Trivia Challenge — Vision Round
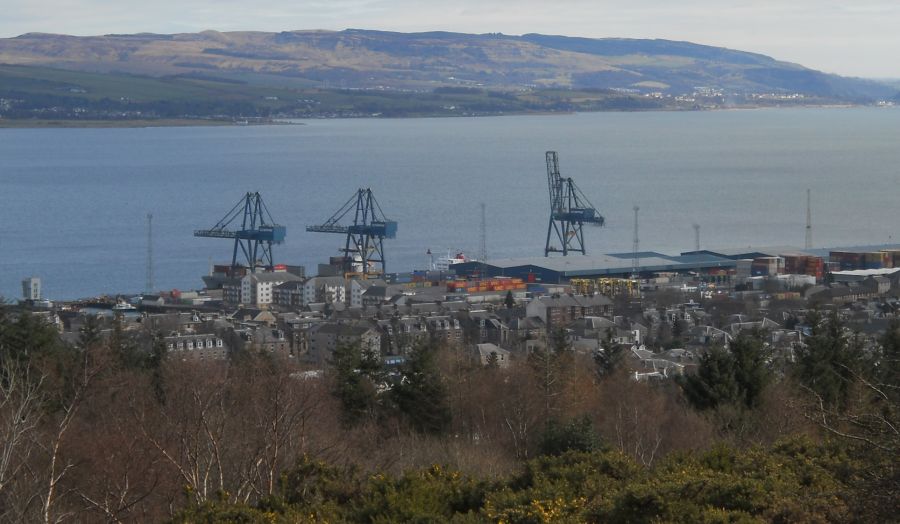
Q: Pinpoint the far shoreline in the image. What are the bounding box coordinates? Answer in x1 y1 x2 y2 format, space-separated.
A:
0 118 301 129
0 104 890 129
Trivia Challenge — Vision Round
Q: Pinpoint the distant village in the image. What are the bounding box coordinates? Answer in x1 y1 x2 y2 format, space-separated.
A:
14 243 900 382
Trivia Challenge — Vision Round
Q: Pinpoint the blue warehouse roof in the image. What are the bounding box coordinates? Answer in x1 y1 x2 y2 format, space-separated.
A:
453 252 736 282
452 243 900 284
682 243 900 260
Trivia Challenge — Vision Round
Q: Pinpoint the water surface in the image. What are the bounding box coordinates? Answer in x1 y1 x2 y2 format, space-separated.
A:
1 107 897 299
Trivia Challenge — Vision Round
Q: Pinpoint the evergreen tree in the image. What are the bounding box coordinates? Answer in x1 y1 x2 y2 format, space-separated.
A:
1 311 65 359
77 314 103 352
331 342 381 427
795 311 864 410
392 341 450 434
148 332 168 404
877 319 900 398
504 290 515 309
728 331 772 409
538 416 601 456
594 328 625 378
671 317 685 347
681 346 740 411
109 315 143 368
530 328 574 421
681 332 771 411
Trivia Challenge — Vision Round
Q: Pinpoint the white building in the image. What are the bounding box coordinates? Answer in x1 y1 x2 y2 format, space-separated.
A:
348 278 385 309
164 333 227 360
241 272 302 307
22 277 41 301
303 276 347 306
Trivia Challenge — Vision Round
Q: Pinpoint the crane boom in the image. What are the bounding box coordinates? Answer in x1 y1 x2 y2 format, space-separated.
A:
544 151 604 256
306 188 397 278
194 192 285 273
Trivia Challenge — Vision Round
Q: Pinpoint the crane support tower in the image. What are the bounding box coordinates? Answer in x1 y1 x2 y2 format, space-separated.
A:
307 188 397 278
544 151 605 256
194 192 286 273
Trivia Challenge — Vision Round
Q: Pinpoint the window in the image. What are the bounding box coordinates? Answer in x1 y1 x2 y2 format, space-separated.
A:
216 339 223 347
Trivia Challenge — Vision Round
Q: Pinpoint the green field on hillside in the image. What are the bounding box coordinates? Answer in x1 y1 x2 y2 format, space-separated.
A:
0 64 681 122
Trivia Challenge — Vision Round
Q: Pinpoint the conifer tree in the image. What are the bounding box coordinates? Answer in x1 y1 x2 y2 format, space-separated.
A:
392 341 450 434
877 319 900 398
594 327 625 378
795 311 864 410
331 342 381 427
681 345 740 411
77 315 103 352
681 331 771 411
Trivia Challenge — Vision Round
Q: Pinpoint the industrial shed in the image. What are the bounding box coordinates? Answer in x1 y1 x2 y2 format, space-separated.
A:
451 251 736 283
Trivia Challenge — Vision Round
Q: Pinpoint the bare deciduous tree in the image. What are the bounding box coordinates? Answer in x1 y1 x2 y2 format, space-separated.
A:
0 354 45 521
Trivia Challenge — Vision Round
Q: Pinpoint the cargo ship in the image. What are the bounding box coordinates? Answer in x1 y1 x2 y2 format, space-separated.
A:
202 264 249 290
428 249 475 272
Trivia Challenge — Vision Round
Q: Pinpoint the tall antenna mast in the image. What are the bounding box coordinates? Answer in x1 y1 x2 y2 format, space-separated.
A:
632 205 640 277
805 189 812 249
146 213 154 294
479 202 487 263
693 223 701 251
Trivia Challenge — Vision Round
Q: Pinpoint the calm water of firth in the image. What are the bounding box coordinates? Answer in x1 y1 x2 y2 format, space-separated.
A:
1 107 898 300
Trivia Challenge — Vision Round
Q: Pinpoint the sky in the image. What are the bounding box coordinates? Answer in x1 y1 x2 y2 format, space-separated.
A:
2 0 898 78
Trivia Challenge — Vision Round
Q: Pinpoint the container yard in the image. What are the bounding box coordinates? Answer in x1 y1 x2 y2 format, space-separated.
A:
448 244 900 288
569 277 640 297
446 277 527 294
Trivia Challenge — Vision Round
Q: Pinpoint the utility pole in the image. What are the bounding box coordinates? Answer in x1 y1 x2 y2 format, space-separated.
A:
145 213 154 294
693 223 701 251
805 189 812 249
479 202 487 263
632 205 640 277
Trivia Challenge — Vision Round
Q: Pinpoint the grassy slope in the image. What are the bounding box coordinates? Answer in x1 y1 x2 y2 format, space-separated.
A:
2 30 894 99
0 64 211 101
0 63 674 123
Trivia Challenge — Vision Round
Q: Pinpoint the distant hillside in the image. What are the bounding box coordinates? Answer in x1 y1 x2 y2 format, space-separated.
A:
1 29 895 101
0 63 672 122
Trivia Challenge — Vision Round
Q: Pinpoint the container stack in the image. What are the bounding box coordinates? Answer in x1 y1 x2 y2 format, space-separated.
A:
446 277 526 293
830 251 863 270
830 251 893 270
783 255 825 280
751 256 784 276
881 249 900 268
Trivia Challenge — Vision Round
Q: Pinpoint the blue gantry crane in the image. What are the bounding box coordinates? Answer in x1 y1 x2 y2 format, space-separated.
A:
306 188 397 278
544 151 605 256
194 192 286 273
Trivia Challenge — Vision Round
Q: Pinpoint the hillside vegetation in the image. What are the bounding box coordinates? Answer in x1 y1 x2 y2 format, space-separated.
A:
0 29 896 122
0 308 898 522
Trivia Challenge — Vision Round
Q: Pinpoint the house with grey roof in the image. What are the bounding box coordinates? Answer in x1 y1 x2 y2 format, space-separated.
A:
473 343 511 368
507 316 547 348
466 310 511 346
525 294 613 330
425 315 463 345
377 316 429 355
307 322 381 365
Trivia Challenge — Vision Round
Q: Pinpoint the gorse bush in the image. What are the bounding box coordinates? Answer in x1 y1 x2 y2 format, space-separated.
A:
175 437 857 523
